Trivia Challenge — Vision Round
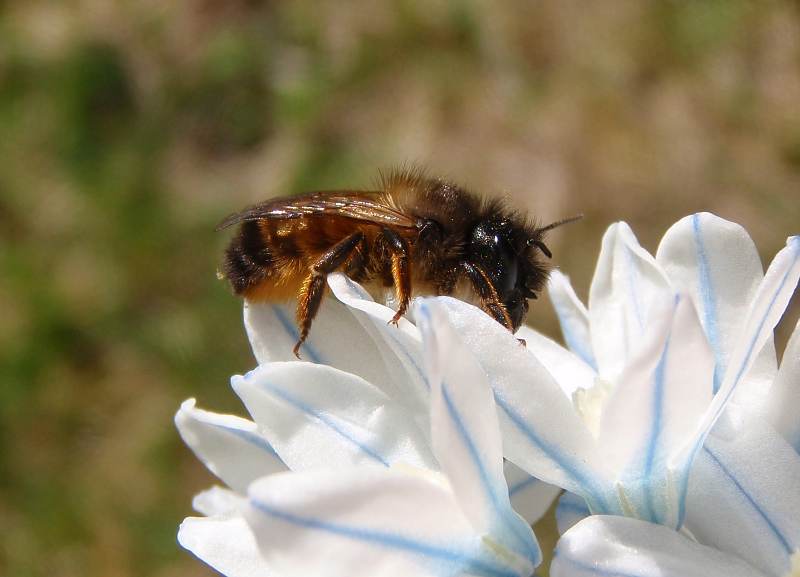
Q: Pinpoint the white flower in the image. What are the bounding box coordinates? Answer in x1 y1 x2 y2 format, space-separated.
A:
175 211 799 577
552 515 769 577
497 214 800 529
546 214 800 577
175 277 556 576
174 356 441 576
174 401 283 577
549 213 800 450
763 317 800 453
241 300 539 577
551 396 800 577
550 404 800 577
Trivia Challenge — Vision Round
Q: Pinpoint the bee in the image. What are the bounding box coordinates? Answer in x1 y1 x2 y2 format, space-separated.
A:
218 169 579 357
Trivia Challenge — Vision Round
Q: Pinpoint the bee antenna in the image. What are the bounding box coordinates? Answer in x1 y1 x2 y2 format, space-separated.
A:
527 214 583 258
528 239 552 258
537 213 584 233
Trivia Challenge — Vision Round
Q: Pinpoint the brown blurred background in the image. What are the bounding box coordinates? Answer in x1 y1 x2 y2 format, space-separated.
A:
1 1 798 576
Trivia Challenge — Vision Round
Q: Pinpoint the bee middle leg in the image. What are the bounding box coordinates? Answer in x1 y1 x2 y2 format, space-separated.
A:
380 226 411 325
460 261 514 332
294 231 366 358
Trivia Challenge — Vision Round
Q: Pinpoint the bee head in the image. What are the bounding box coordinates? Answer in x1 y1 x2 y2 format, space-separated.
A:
469 217 551 330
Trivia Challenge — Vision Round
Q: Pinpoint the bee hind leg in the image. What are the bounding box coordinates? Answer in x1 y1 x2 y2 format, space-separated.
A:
380 226 411 325
294 231 366 358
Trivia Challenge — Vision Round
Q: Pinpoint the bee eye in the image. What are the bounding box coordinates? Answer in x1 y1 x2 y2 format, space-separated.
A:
470 220 518 297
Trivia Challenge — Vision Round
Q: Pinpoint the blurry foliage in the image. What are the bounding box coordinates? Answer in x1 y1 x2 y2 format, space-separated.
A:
0 1 798 576
182 31 273 153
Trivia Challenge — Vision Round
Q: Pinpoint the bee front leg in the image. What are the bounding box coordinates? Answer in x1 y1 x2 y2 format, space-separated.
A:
294 231 365 358
459 261 514 332
380 226 411 325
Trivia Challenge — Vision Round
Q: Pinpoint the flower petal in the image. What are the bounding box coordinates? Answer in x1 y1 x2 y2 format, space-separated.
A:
327 273 429 422
515 325 596 399
428 297 610 515
685 413 800 577
418 300 540 566
588 222 673 380
656 213 774 394
598 294 714 527
232 362 436 471
192 485 245 516
764 319 800 451
551 515 764 577
175 399 286 493
698 236 800 436
245 467 534 577
243 298 398 396
555 492 590 536
547 270 597 371
178 513 268 577
504 461 562 525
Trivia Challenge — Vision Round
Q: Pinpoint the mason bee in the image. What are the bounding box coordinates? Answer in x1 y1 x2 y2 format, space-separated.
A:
218 169 579 357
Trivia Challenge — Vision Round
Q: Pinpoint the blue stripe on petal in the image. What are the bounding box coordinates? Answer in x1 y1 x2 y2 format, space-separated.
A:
719 238 800 413
373 323 426 388
790 433 800 455
675 457 693 529
418 300 609 515
624 244 646 332
387 332 427 387
440 383 540 566
555 492 591 535
255 378 390 467
557 494 590 516
641 317 672 524
272 306 324 364
692 214 723 393
492 394 612 513
508 475 539 498
340 277 428 388
214 423 280 459
703 445 792 555
551 299 598 371
251 499 523 577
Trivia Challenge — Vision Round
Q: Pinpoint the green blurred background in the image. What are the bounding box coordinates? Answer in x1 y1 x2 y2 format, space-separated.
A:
1 1 799 575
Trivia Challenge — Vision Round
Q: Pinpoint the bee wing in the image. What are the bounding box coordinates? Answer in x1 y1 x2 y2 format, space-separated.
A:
216 191 418 230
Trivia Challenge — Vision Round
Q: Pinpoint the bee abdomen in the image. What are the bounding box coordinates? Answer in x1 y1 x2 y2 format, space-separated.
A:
223 221 275 294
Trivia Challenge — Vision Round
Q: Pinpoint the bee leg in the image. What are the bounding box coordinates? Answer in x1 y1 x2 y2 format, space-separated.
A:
294 231 366 358
381 227 411 325
460 261 514 331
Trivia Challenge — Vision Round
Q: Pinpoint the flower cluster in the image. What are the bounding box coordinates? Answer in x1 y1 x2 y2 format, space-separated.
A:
176 213 800 577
